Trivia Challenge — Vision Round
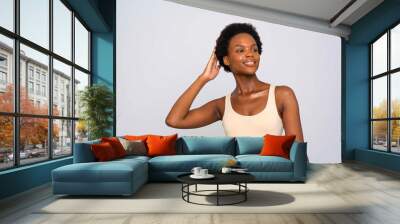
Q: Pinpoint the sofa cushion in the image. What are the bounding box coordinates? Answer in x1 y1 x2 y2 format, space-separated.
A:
147 134 178 157
235 137 263 155
118 138 147 156
115 155 150 163
101 137 127 158
52 159 147 183
177 136 236 155
236 155 293 172
260 134 296 159
91 142 118 161
148 154 235 172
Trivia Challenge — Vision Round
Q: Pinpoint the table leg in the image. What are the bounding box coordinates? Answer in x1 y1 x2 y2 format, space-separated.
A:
245 183 247 201
217 184 219 206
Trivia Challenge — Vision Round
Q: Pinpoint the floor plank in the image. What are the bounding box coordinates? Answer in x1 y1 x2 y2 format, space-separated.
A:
1 162 400 224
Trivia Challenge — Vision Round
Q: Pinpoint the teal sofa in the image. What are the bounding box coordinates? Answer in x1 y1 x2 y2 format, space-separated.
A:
52 136 307 196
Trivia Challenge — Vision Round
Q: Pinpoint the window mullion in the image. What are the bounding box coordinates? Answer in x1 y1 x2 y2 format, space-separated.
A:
71 11 76 155
370 45 373 149
49 0 54 160
388 30 391 152
13 0 20 167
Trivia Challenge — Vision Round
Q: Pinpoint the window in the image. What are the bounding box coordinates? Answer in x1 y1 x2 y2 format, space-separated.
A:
0 0 91 170
0 55 7 67
41 73 46 82
35 83 40 95
35 70 40 81
75 18 89 69
0 35 13 113
0 71 6 85
28 81 34 94
53 0 72 60
0 0 13 32
0 54 7 86
371 23 400 154
53 59 71 116
20 0 49 49
42 85 46 97
28 67 34 80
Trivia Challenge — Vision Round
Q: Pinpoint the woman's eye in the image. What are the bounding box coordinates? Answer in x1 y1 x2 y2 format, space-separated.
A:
253 48 258 52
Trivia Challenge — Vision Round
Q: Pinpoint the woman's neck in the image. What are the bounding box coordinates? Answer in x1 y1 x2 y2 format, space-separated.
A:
232 73 267 96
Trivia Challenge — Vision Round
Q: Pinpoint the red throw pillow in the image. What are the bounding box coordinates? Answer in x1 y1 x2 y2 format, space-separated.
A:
259 134 296 159
101 137 127 158
91 142 117 161
146 134 178 157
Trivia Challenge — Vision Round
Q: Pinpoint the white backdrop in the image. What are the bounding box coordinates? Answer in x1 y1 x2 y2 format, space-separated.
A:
116 0 341 163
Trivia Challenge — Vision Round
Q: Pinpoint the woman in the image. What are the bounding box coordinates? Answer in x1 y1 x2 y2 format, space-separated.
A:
165 23 304 142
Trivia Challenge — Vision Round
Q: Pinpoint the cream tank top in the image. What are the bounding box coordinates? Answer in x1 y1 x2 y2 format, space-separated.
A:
222 85 283 137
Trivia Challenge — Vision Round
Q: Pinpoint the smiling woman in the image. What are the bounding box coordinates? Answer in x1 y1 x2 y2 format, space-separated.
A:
165 23 304 142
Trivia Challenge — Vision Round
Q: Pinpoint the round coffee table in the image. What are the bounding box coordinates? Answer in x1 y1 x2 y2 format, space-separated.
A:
177 172 255 206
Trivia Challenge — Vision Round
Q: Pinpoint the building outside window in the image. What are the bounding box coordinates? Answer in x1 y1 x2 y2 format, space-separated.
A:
0 0 91 171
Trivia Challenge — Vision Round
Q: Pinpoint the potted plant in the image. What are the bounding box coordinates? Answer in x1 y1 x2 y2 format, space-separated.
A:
79 84 114 140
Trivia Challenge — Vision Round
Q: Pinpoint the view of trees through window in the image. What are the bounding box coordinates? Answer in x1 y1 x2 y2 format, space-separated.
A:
0 0 90 170
371 23 400 153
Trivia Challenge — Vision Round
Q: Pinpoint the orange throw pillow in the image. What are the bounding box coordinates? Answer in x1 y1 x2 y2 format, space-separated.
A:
101 137 127 158
91 142 117 161
146 134 178 157
124 135 149 141
259 134 296 159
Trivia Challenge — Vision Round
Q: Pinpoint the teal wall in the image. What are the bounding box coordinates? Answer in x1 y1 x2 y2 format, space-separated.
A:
344 0 400 171
0 0 116 200
91 0 115 135
0 158 72 199
91 32 115 135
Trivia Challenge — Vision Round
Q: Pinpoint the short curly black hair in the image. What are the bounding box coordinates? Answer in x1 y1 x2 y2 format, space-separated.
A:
215 23 263 73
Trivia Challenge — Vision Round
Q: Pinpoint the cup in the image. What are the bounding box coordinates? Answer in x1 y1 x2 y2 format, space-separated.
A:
221 167 231 173
199 169 208 176
191 167 202 176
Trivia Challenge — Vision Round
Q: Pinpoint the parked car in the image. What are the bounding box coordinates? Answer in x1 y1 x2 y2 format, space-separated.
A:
8 150 32 160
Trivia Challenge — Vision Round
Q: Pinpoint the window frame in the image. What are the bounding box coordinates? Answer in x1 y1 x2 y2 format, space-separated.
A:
370 20 400 154
0 0 92 171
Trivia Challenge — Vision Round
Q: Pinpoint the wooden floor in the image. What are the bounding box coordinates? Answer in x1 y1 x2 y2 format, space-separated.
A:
1 162 400 224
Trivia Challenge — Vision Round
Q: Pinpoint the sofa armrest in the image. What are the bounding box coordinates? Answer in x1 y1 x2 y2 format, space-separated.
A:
289 141 308 181
73 140 100 163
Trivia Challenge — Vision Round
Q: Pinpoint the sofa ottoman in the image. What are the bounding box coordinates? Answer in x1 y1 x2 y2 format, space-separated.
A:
52 154 149 196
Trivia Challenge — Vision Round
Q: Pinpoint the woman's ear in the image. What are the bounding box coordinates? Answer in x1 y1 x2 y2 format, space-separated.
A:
223 56 230 66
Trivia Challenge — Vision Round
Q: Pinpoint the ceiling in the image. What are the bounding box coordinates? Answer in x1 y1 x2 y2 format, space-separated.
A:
166 0 384 39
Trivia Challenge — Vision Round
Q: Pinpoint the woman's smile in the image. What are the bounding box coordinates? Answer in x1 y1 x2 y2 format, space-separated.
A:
243 59 256 67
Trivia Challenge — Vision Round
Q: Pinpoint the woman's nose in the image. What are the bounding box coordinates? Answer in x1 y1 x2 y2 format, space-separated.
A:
245 49 254 57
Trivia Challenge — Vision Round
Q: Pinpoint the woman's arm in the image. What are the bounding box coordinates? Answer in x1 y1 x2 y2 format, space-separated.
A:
165 49 222 129
277 86 304 142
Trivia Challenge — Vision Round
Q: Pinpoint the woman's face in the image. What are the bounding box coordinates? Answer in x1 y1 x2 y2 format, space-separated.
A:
223 33 260 76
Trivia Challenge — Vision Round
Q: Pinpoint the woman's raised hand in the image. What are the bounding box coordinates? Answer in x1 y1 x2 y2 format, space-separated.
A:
200 48 221 82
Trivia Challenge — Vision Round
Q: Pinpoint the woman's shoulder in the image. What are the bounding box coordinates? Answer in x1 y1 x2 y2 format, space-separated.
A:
275 85 297 109
275 85 296 97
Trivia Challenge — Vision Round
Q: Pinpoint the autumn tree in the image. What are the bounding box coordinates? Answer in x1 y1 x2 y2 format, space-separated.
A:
0 84 60 151
372 99 400 143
